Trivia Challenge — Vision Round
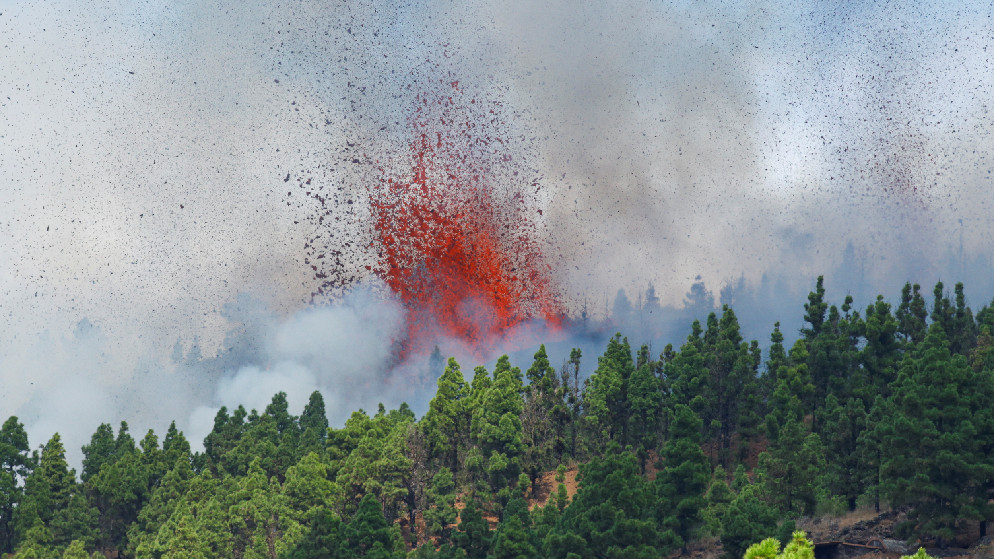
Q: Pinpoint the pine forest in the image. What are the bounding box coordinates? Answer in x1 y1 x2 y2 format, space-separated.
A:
2 277 993 559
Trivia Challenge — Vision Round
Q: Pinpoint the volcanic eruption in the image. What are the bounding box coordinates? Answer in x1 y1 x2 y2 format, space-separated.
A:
302 76 566 358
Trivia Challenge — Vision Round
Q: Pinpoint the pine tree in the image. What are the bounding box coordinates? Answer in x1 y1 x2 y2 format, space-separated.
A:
817 395 868 511
424 468 457 542
470 356 525 495
299 391 329 459
14 434 87 548
856 395 888 514
422 358 469 475
157 512 210 559
452 499 491 559
719 484 780 559
13 520 58 559
663 324 711 442
949 282 977 355
765 340 813 442
114 422 135 456
755 419 826 516
546 446 676 558
896 282 928 345
801 276 828 340
581 334 632 450
702 465 734 537
344 493 403 558
0 416 31 554
656 405 710 550
125 456 193 557
709 306 752 463
80 425 115 483
880 323 994 545
283 508 345 559
87 446 149 551
626 347 663 457
521 346 558 488
60 539 90 559
742 530 815 559
491 497 535 559
162 421 192 471
858 296 901 402
336 412 413 522
282 452 341 525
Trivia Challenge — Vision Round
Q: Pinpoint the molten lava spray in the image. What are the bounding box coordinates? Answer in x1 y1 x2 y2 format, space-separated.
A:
301 77 566 357
367 81 564 355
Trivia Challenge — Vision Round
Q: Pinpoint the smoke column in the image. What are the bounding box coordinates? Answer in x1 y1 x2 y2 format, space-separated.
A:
2 0 994 464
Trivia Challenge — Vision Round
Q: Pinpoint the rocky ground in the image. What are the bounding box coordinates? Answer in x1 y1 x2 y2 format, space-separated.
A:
674 508 994 559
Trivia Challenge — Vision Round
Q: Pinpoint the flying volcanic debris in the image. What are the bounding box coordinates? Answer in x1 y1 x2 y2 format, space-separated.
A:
298 71 566 358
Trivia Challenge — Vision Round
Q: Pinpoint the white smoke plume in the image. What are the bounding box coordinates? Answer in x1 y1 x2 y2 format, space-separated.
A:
2 283 420 467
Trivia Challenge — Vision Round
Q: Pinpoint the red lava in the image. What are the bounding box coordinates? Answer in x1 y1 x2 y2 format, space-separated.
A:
366 81 564 357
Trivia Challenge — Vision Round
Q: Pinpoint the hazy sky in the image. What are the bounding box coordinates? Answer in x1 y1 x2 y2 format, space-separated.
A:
2 0 993 461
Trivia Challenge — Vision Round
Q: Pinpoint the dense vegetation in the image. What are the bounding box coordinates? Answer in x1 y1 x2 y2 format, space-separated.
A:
3 277 994 558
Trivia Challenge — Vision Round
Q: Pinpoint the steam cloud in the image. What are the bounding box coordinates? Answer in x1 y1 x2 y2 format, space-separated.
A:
2 1 994 463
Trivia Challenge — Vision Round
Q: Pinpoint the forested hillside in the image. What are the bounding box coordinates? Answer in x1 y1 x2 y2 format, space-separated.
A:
3 277 994 559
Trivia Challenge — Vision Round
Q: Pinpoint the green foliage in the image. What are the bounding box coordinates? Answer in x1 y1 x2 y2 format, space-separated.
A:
282 452 342 524
896 282 929 344
581 334 633 449
626 349 663 454
80 424 115 483
422 358 469 475
409 542 465 558
299 391 329 458
765 340 813 441
664 329 709 439
702 465 734 537
126 455 194 556
743 537 781 559
59 540 90 559
336 409 413 522
87 443 150 551
424 467 457 541
656 405 710 548
470 355 525 493
452 499 491 559
817 395 867 510
900 549 936 559
521 345 561 488
491 497 535 559
283 508 344 559
343 493 404 558
743 531 814 559
755 419 826 516
14 521 58 559
545 446 678 558
802 277 828 340
0 416 32 554
719 484 780 559
878 323 994 544
858 296 901 401
11 278 994 557
14 433 95 551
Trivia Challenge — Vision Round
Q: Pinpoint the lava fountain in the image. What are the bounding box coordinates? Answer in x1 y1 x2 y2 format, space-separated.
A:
303 76 566 358
368 80 565 356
